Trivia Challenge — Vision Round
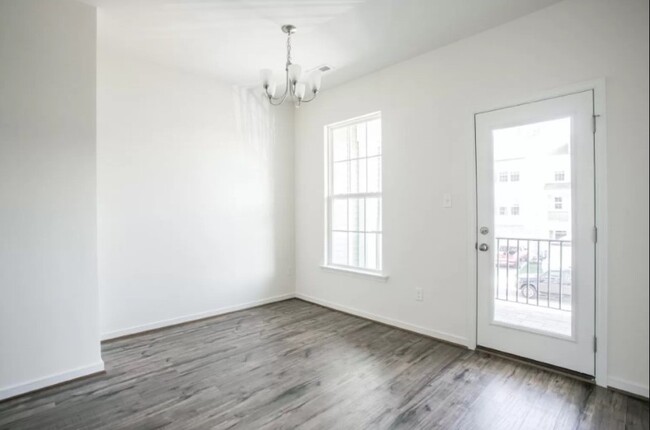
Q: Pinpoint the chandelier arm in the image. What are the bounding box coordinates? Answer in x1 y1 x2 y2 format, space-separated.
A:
299 91 319 103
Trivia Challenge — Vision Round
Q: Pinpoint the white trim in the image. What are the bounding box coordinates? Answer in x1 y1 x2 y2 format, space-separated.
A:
469 79 608 385
101 293 295 341
466 114 478 350
608 377 650 400
296 293 468 347
320 264 389 281
0 361 105 401
325 111 382 129
591 80 608 389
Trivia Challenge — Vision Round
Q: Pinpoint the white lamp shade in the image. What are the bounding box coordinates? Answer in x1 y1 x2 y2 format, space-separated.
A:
260 69 273 87
288 64 302 84
295 82 306 100
310 70 323 92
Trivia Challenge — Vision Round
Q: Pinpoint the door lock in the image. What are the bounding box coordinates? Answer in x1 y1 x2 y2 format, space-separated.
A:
478 243 489 252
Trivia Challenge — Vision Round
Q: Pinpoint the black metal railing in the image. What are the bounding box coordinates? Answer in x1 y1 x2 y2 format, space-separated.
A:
495 237 572 311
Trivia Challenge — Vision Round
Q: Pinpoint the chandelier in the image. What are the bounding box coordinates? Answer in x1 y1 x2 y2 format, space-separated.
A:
260 25 322 107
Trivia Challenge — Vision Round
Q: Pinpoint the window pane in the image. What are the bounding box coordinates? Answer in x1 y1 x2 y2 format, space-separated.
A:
332 128 348 162
331 232 348 265
365 233 378 270
365 197 381 232
350 160 359 194
350 123 367 159
377 233 382 270
333 161 349 195
332 199 347 231
348 160 368 194
367 156 381 193
367 119 381 156
348 198 365 232
348 232 364 267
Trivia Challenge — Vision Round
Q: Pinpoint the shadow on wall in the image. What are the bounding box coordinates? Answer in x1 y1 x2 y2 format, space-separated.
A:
97 50 294 335
233 87 293 292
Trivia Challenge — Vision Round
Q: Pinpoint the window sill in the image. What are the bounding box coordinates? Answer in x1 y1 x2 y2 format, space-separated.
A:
320 265 389 281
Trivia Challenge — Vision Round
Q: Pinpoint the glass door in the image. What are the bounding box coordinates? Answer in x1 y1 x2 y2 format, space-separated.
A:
476 91 596 375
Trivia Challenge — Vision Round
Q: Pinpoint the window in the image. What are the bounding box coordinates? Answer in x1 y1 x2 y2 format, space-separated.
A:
499 207 507 216
499 172 508 182
326 113 382 272
554 196 563 209
511 204 520 216
510 171 520 182
554 171 566 182
555 230 568 240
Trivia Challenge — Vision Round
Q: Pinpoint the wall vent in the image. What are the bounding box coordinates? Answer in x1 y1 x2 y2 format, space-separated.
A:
315 64 333 73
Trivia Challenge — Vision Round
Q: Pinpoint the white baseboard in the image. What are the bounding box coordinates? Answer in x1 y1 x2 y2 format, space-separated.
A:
608 376 650 399
0 361 105 402
101 293 295 341
295 293 468 347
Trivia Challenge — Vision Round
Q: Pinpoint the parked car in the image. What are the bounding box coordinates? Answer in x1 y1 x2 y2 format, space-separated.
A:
518 266 572 299
497 244 528 267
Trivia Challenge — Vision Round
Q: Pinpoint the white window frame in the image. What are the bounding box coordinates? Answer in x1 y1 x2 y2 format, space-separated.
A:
323 112 385 278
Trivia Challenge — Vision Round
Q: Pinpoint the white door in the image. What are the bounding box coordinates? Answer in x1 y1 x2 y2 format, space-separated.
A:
476 91 596 375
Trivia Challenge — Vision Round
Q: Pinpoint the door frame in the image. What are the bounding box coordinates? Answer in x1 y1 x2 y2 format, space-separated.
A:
466 79 608 387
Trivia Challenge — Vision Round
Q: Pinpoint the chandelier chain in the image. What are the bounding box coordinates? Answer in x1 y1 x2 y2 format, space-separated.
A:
286 33 292 67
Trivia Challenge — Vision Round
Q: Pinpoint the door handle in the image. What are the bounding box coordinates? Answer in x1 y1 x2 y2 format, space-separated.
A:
478 243 489 252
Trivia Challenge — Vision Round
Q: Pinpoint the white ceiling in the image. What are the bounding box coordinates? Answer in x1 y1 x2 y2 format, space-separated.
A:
86 0 562 88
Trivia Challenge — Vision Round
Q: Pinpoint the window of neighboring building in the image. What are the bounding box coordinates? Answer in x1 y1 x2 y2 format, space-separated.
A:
510 172 520 182
325 113 382 272
511 204 520 216
499 207 507 216
499 172 508 182
554 171 566 182
554 196 563 210
555 230 568 240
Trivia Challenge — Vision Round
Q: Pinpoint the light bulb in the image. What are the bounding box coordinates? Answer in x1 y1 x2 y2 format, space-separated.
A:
260 69 273 88
310 70 322 93
295 82 306 100
288 64 302 84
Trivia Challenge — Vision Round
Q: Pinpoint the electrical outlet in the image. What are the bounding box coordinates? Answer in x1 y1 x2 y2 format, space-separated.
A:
415 288 424 301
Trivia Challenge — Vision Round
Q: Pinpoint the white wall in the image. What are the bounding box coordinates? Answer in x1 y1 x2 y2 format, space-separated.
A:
295 0 649 396
97 33 295 338
0 0 103 400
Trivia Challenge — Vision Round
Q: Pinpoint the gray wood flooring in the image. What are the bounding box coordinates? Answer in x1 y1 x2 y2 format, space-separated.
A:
1 299 648 429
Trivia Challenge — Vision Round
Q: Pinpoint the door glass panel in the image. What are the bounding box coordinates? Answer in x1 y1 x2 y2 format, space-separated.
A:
492 117 573 337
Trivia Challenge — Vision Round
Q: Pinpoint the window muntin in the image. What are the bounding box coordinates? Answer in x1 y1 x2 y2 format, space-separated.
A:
326 114 382 272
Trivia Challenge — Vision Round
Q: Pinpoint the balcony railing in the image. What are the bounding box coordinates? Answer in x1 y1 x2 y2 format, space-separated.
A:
495 237 572 311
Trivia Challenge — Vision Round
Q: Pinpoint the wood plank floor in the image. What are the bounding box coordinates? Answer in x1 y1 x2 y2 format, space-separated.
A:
1 299 647 429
